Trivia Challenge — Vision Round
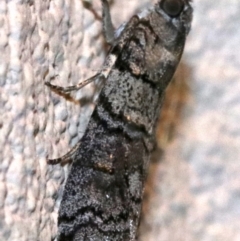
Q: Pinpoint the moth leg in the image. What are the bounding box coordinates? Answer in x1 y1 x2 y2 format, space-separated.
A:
45 73 100 93
101 0 115 44
47 142 81 166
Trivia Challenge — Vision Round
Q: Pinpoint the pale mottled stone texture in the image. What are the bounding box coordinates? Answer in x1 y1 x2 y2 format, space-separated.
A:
1 0 240 241
0 0 104 240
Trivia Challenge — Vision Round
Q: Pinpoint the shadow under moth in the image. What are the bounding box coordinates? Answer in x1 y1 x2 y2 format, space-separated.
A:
46 0 193 240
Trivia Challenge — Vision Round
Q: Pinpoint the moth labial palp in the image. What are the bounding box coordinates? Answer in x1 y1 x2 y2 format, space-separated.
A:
45 0 193 240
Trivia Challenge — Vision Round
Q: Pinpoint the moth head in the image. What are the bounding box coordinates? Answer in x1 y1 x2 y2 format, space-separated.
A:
156 0 193 35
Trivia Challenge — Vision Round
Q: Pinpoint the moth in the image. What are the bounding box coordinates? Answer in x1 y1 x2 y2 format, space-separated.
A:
46 0 193 240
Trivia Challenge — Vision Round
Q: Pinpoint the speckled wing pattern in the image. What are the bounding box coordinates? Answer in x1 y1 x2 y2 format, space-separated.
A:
47 0 193 240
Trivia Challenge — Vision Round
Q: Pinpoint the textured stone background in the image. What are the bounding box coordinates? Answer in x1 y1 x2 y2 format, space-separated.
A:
0 1 104 240
1 0 240 241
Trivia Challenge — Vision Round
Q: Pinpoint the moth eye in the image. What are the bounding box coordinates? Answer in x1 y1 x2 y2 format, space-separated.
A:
160 0 184 17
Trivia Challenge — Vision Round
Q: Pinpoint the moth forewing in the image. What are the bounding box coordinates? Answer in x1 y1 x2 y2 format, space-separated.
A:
46 0 193 240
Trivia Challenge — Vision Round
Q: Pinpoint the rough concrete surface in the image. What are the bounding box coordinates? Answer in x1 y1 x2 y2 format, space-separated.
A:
0 0 240 241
